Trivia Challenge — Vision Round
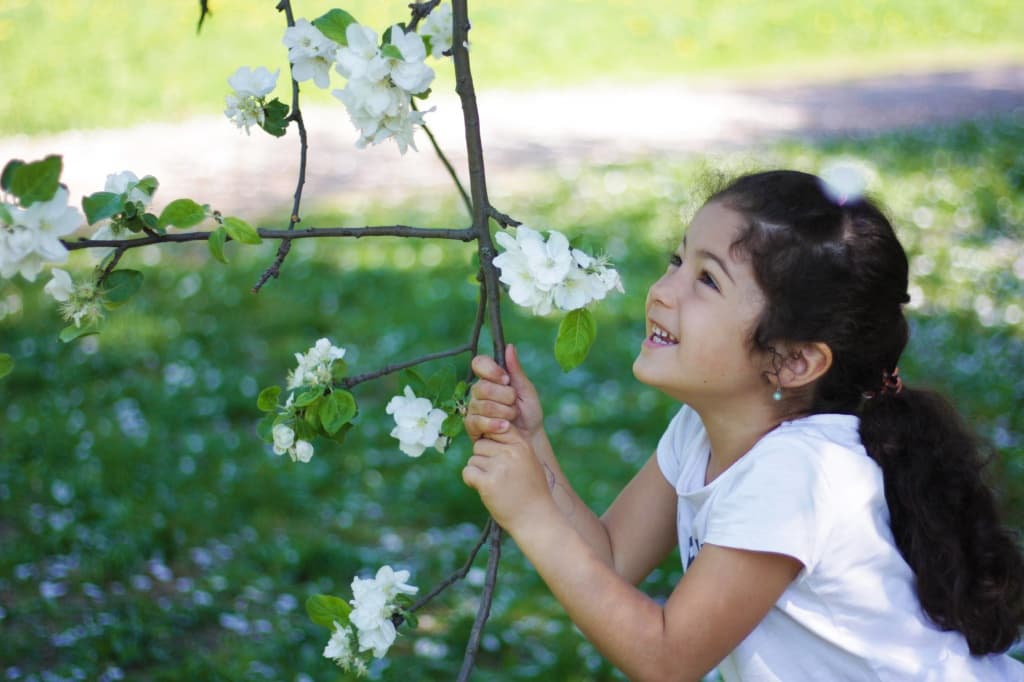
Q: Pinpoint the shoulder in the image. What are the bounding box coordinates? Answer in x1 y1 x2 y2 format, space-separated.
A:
705 414 880 570
656 405 706 488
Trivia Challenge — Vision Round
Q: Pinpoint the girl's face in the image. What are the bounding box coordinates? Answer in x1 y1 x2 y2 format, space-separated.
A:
633 201 770 407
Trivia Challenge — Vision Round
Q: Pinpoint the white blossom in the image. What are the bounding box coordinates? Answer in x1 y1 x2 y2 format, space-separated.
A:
335 24 389 83
104 170 153 207
271 424 295 455
0 187 82 282
493 226 624 316
348 565 418 658
283 19 338 89
43 268 74 302
293 439 314 463
224 66 279 135
323 621 367 676
227 66 278 98
419 3 453 59
385 386 447 457
287 337 346 389
384 25 434 95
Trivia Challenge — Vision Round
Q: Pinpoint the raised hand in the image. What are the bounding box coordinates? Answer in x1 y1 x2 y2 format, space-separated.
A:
462 421 556 534
465 344 544 443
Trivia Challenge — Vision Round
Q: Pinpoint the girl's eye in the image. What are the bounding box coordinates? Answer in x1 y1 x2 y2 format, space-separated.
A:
698 270 720 291
668 253 682 268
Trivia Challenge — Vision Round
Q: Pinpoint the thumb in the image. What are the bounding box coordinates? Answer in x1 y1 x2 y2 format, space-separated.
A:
505 344 537 397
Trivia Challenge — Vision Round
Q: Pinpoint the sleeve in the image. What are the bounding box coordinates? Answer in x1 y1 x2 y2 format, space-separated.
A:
703 440 832 573
655 405 702 490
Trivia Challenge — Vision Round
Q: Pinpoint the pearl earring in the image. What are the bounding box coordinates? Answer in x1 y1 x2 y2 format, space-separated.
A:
772 387 783 401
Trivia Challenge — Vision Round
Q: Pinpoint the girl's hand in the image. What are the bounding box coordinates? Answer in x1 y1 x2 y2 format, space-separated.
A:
462 421 557 534
465 344 544 442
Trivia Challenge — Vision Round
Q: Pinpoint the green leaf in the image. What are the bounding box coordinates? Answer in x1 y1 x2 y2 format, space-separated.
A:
222 216 262 245
259 99 289 138
102 269 144 307
208 226 228 263
8 155 62 206
0 353 13 379
141 212 160 231
1 159 24 192
400 609 419 629
330 358 349 381
59 324 101 343
135 175 159 197
312 9 357 44
306 594 352 630
399 368 429 397
380 43 403 60
257 386 281 412
441 411 463 439
157 198 207 229
294 386 325 408
427 365 456 402
453 380 468 399
0 203 12 224
82 191 124 225
554 308 597 372
328 422 354 445
320 390 357 435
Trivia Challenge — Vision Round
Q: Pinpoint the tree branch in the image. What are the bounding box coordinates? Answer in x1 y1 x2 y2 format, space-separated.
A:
254 0 310 293
62 224 476 252
340 343 474 389
456 521 503 682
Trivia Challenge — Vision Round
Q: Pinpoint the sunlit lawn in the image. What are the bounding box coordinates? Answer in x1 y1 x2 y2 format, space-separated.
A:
1 113 1023 679
1 0 1023 135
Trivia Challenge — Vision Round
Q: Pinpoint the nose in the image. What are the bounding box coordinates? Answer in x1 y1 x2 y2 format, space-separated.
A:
647 269 679 309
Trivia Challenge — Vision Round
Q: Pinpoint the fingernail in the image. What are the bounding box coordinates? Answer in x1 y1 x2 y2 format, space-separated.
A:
497 420 509 431
502 374 510 385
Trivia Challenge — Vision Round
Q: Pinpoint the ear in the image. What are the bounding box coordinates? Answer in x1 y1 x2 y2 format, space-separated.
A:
777 342 833 390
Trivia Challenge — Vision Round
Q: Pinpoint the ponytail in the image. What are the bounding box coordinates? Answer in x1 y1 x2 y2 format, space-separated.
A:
859 387 1024 655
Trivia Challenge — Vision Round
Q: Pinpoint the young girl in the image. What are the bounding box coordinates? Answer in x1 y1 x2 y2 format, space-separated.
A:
462 170 1024 680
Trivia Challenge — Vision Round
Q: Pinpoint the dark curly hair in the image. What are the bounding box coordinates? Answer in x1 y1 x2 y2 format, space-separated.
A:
710 170 1024 655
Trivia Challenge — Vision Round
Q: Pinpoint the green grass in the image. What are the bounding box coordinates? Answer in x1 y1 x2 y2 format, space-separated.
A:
1 114 1023 679
1 0 1023 135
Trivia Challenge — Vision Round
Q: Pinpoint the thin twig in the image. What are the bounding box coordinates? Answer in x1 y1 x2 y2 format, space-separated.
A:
488 206 521 228
96 247 127 287
341 343 474 389
63 224 476 252
413 100 473 217
254 0 310 293
407 0 442 32
456 522 503 682
392 518 493 627
464 271 487 384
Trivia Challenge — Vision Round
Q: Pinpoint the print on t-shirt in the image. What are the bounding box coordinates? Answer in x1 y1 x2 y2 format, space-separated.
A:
686 535 703 569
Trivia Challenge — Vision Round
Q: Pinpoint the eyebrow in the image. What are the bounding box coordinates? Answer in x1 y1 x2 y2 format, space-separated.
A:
681 236 736 285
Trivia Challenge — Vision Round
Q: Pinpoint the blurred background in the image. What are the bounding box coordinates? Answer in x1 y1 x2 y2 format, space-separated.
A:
1 1 1022 680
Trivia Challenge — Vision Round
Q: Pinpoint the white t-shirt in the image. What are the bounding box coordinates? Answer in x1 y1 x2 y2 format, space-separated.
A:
656 405 1024 681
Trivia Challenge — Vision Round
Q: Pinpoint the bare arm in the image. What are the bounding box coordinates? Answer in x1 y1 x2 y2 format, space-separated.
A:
466 347 677 580
463 424 803 681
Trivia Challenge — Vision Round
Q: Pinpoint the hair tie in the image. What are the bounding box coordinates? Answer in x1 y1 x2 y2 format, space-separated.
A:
863 367 903 400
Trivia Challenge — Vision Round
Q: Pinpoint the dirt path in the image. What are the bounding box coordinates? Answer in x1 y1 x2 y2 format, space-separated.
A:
2 64 1022 219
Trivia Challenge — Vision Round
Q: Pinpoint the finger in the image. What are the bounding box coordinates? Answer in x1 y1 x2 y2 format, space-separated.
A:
506 344 537 397
475 423 526 447
464 415 510 439
471 355 510 385
469 380 518 408
466 399 517 421
462 457 488 488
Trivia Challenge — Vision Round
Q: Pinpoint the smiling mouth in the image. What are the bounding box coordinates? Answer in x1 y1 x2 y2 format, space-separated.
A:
649 323 679 346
